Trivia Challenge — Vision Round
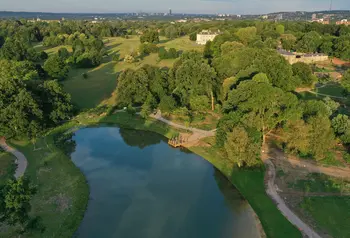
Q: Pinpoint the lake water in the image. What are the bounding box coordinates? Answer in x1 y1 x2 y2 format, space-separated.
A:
71 127 260 238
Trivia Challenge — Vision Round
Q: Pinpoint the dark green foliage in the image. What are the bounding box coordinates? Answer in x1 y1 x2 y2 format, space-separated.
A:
39 51 48 61
58 47 70 60
112 54 120 62
44 54 69 80
0 177 44 234
158 47 179 60
139 43 158 56
159 95 177 113
140 30 159 44
189 32 197 41
53 132 76 156
292 62 316 87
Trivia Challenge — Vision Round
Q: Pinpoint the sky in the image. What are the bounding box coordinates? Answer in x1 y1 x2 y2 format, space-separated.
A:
0 0 349 14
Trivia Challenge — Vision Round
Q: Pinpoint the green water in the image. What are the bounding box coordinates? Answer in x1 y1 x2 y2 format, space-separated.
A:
71 127 260 238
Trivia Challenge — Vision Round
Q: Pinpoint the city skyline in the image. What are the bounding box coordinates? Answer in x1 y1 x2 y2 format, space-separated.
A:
1 0 350 15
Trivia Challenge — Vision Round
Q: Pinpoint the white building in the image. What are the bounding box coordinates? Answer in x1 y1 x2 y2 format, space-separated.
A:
196 30 220 45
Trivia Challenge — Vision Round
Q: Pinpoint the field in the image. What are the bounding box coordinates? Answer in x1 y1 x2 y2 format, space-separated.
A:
300 197 350 238
59 35 203 109
2 135 89 238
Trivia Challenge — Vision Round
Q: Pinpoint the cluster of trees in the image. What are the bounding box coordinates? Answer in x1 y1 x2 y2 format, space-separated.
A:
158 47 179 59
0 177 44 234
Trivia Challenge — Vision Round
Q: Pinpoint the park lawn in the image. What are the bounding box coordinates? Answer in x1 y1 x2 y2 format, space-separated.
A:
62 62 118 109
315 82 345 98
0 151 16 185
6 134 89 238
45 45 73 55
159 36 204 52
300 197 350 238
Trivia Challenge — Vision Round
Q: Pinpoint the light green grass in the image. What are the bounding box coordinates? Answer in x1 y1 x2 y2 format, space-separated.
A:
300 197 350 238
45 45 73 55
159 36 204 52
4 134 89 238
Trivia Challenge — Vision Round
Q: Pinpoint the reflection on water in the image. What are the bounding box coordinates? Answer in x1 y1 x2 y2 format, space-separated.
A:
71 127 260 238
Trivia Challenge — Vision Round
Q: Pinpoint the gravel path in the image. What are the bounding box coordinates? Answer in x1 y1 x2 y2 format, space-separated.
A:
265 159 322 238
0 138 28 179
149 110 216 143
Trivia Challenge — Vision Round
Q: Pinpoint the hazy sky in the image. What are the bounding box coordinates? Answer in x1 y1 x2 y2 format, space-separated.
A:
1 0 349 14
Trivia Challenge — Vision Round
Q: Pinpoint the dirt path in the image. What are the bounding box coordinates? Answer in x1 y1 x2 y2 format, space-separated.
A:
264 159 322 238
150 110 216 144
264 144 350 180
0 137 27 179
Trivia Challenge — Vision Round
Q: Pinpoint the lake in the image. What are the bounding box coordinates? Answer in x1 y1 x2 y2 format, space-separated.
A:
71 127 260 238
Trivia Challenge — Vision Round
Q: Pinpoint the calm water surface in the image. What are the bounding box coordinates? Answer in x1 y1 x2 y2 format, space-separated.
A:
71 127 260 238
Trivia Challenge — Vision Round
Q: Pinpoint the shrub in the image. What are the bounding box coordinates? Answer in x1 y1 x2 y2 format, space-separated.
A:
82 72 88 79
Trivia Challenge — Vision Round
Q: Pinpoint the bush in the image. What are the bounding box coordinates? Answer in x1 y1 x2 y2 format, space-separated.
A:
112 54 120 61
124 54 135 63
126 105 136 115
82 73 88 79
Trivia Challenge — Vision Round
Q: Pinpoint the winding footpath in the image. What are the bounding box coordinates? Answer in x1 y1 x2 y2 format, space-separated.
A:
150 110 216 143
0 137 28 179
265 159 321 238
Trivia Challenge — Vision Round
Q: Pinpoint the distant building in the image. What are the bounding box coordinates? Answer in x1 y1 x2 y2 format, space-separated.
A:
196 30 220 45
276 14 283 21
336 19 350 26
278 49 328 64
312 13 317 20
169 9 172 15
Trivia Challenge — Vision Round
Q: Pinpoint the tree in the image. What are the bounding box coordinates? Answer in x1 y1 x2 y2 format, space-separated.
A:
224 80 301 143
235 27 257 45
124 54 135 63
281 34 297 51
112 54 120 62
253 49 296 91
282 119 311 155
58 47 70 60
224 126 261 167
140 93 157 118
0 177 43 234
341 70 350 93
220 41 244 55
276 24 285 35
140 30 159 44
295 31 322 53
252 73 270 84
43 54 69 80
323 97 340 116
0 60 39 81
292 62 317 87
174 58 216 107
39 80 73 125
159 95 177 113
189 95 210 112
331 114 350 144
189 32 197 41
0 78 43 138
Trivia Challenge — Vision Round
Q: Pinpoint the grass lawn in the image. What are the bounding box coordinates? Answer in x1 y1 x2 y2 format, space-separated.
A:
62 62 118 109
4 133 89 238
62 35 200 109
289 173 350 193
300 197 350 238
316 82 345 98
0 151 16 185
159 36 204 52
45 45 73 55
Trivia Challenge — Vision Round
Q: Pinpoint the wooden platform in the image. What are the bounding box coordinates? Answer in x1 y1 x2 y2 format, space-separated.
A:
168 135 188 148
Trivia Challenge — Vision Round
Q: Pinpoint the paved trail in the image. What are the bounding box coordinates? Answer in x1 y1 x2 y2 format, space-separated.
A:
265 159 322 238
150 110 216 144
0 138 27 178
